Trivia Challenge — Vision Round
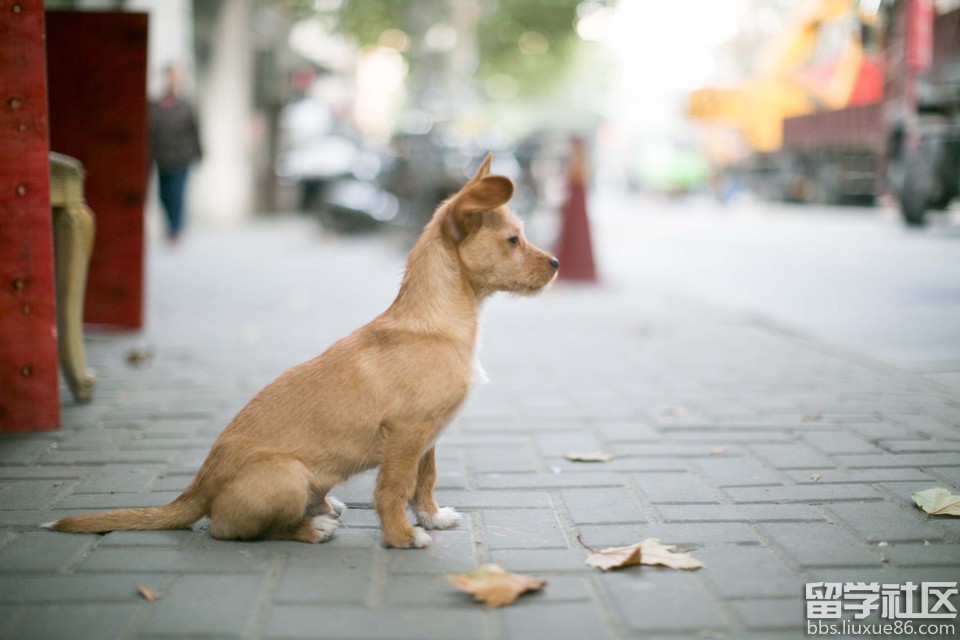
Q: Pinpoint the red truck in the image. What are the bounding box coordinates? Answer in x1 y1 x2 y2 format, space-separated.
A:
780 0 960 225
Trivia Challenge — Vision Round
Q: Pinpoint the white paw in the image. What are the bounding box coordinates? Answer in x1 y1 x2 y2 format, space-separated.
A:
313 514 340 543
411 526 433 548
416 506 462 530
326 496 346 518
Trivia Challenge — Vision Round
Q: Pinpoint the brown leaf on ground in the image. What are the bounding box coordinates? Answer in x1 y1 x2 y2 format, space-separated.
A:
564 451 614 462
912 487 960 516
136 585 161 602
583 537 705 572
803 411 823 422
126 347 153 367
447 563 546 608
709 447 726 455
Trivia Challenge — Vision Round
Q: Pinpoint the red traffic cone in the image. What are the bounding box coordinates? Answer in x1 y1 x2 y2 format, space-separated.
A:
554 137 597 282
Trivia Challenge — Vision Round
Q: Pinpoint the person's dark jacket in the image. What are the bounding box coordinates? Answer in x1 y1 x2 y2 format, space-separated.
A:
150 99 202 171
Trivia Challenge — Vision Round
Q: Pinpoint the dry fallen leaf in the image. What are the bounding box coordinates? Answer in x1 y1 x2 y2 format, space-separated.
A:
912 487 960 517
136 585 161 602
583 537 704 572
709 447 726 456
564 452 614 463
810 473 823 482
447 563 546 608
126 347 153 367
803 411 823 422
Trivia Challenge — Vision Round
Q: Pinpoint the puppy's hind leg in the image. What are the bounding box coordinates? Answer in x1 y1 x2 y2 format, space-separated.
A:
208 456 337 543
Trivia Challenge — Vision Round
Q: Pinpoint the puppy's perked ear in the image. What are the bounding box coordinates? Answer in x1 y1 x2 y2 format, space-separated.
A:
469 152 494 183
444 175 515 243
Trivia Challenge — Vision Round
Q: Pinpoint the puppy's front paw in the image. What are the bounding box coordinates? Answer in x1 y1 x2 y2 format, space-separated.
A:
384 526 433 549
416 506 462 530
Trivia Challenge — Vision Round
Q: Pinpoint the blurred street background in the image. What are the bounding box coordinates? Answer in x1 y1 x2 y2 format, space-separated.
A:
44 0 959 381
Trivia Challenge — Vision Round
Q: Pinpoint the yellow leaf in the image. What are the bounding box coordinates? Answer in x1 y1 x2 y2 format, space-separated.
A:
564 451 614 462
912 487 960 517
585 542 643 571
585 538 704 572
136 585 161 602
447 563 546 608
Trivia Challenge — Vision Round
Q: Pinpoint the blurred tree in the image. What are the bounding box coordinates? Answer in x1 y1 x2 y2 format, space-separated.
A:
282 0 584 102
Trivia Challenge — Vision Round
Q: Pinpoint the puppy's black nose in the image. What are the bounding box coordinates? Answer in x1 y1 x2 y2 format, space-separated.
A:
549 257 559 270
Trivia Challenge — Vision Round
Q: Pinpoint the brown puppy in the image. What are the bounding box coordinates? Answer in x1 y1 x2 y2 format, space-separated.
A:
45 154 559 548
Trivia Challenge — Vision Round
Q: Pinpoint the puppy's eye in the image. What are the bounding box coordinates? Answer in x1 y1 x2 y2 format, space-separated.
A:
507 236 520 246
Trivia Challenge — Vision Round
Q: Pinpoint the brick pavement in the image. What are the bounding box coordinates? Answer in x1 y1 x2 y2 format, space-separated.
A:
1 218 959 639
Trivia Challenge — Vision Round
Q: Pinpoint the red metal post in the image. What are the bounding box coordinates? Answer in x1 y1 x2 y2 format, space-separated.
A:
0 0 60 431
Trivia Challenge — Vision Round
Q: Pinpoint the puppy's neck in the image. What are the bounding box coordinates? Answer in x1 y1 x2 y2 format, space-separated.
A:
386 225 478 341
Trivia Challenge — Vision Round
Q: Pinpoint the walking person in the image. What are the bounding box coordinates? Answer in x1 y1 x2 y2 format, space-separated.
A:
150 64 202 242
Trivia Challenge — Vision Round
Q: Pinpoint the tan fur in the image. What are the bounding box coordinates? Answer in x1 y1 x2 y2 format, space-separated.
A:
48 154 558 548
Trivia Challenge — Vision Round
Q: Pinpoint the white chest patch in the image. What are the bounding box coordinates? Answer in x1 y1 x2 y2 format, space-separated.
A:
471 326 490 385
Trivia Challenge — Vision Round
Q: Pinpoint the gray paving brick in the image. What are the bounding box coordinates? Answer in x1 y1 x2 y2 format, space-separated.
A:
693 456 784 487
264 605 492 640
482 509 566 549
434 489 551 509
632 472 721 503
784 468 936 484
0 466 88 480
576 522 762 547
599 570 731 633
491 549 591 572
73 464 165 494
0 480 70 510
801 430 884 454
879 542 960 566
561 487 646 524
591 421 661 442
0 531 95 574
657 504 822 523
387 530 478 574
502 602 616 640
467 447 539 473
723 483 884 503
0 574 166 603
881 439 960 452
99 530 193 548
38 449 177 465
728 597 804 632
759 522 879 568
548 456 687 472
76 545 275 574
3 602 142 640
696 545 804 599
834 453 960 468
825 501 949 543
54 491 181 510
751 444 834 469
140 574 264 637
475 472 621 489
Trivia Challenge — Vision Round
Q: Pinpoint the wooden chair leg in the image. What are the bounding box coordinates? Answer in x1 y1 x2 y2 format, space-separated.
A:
53 202 96 403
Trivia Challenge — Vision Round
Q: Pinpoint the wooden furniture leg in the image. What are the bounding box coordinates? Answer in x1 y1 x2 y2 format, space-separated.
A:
50 152 97 403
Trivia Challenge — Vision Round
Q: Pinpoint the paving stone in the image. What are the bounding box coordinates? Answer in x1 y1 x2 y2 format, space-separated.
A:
0 531 95 574
467 447 539 473
491 549 591 573
695 545 804 599
632 472 721 503
824 501 949 543
264 605 492 640
657 504 822 523
73 464 165 494
501 602 616 640
801 430 884 454
784 468 936 484
834 453 960 468
76 545 276 574
434 490 551 509
0 467 88 480
387 529 478 574
560 487 646 524
0 480 71 510
723 484 884 503
99 530 194 548
0 573 166 604
759 522 880 568
547 457 687 473
54 491 182 510
140 574 264 637
692 456 785 487
482 509 567 549
599 570 731 634
751 444 834 469
576 522 762 547
728 597 804 632
475 472 622 489
3 602 142 640
879 542 960 566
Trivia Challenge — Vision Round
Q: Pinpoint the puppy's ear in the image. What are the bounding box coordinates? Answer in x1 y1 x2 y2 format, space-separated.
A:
444 175 514 243
469 152 494 183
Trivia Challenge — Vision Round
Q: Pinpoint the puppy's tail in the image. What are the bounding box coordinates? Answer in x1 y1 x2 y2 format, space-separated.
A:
41 490 205 534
